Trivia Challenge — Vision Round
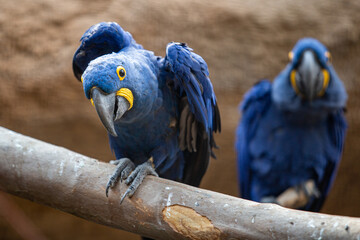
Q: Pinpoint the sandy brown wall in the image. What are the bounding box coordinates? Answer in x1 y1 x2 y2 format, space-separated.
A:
1 1 360 239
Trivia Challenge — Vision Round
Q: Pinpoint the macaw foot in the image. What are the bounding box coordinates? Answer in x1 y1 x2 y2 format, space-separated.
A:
274 179 320 209
120 158 158 204
106 158 135 197
297 180 321 199
260 196 279 204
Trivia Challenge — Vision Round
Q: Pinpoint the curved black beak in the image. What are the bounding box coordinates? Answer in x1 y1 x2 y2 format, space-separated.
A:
293 50 326 100
91 87 130 137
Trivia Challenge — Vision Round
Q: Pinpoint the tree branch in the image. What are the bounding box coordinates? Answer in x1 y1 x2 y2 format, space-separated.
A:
0 126 359 240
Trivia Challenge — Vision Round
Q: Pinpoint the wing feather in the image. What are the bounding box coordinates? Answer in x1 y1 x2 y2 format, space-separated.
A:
236 80 272 199
164 42 221 186
307 109 347 211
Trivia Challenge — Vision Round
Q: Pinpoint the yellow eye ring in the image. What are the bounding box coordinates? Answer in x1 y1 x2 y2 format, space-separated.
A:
288 51 294 61
325 51 332 64
116 66 126 81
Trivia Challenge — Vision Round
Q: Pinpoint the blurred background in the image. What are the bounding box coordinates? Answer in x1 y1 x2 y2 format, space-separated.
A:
0 0 359 239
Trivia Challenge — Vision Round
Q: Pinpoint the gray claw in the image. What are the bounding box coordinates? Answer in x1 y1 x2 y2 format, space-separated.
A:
109 159 121 165
106 158 135 197
120 185 135 204
120 160 158 204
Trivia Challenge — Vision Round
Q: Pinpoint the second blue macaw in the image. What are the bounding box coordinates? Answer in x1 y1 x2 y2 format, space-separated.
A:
236 38 347 211
72 22 220 207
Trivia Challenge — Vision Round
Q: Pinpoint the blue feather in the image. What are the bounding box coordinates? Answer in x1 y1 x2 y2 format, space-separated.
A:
73 22 142 81
165 42 220 134
73 23 220 189
236 38 347 211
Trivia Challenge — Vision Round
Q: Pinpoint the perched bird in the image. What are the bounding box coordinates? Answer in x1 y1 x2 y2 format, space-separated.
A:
73 22 220 206
236 38 347 211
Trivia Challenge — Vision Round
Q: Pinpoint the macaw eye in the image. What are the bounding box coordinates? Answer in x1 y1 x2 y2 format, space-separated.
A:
116 66 126 81
288 51 294 62
325 51 332 64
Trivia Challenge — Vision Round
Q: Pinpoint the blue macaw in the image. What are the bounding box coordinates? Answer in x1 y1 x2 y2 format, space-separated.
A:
236 38 347 211
72 22 220 207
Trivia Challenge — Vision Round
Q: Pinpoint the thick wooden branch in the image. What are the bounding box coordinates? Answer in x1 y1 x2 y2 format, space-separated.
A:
0 126 359 240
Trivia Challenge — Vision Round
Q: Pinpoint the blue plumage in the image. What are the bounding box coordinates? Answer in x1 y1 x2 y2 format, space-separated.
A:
73 22 220 194
236 38 347 211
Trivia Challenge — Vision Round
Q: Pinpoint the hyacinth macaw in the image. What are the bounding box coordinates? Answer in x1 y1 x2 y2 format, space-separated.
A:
236 38 347 211
72 22 220 206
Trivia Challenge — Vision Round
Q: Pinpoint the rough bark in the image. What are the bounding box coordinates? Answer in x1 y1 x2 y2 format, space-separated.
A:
0 126 359 240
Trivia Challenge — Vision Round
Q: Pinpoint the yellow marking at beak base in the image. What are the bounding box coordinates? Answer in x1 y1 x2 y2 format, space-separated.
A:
290 69 330 97
290 70 301 95
318 69 330 97
89 86 96 107
116 88 133 110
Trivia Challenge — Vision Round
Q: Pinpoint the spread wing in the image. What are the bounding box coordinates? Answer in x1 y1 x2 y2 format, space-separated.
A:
164 42 221 187
235 80 272 199
72 22 141 81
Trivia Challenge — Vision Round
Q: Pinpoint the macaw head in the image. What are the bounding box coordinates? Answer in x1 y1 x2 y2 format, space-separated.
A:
81 50 158 136
287 38 332 100
73 22 158 137
273 38 347 110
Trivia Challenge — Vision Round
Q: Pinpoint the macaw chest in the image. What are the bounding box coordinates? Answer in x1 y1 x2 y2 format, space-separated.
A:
111 108 178 165
249 106 332 182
